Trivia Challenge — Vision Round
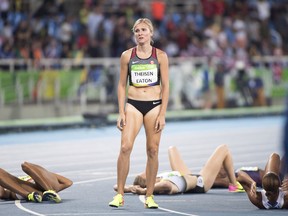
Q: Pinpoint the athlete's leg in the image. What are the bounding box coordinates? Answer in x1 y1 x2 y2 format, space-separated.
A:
213 167 230 188
168 146 192 175
131 180 178 195
168 146 206 191
258 169 266 180
113 184 135 193
264 153 280 175
0 168 41 199
21 162 73 192
199 144 238 192
150 180 179 195
116 103 143 196
280 155 287 179
143 106 162 197
0 185 16 199
0 186 6 199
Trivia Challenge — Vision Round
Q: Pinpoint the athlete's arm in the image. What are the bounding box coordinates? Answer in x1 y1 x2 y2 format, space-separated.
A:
155 49 169 133
0 185 14 199
153 180 178 195
117 49 130 131
237 171 264 209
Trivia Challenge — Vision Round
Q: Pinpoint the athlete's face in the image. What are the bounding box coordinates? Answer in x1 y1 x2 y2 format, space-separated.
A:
134 23 152 45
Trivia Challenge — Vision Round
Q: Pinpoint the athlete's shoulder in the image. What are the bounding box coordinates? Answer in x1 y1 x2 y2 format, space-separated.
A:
155 47 168 64
120 48 134 62
155 47 167 56
122 47 134 57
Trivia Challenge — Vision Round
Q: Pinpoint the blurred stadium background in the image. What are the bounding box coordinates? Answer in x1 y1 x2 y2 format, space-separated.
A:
0 0 287 130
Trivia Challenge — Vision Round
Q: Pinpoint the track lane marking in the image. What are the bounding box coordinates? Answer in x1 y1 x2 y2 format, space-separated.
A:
15 200 45 216
139 195 198 216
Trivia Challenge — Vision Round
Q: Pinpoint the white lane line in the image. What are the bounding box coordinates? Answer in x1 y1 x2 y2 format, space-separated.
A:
15 200 45 216
13 175 127 216
73 176 116 184
139 195 198 216
46 213 168 215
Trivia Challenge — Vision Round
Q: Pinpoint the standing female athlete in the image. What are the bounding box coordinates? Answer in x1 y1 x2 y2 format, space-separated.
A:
109 18 169 209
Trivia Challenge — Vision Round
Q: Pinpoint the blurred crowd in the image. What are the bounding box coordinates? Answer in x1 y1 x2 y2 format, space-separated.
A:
0 0 287 65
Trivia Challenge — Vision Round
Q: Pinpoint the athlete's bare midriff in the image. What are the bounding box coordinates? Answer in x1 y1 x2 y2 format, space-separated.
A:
127 85 162 101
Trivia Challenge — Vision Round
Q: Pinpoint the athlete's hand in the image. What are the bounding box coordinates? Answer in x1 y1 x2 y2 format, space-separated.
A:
155 114 165 133
117 113 126 131
131 185 146 195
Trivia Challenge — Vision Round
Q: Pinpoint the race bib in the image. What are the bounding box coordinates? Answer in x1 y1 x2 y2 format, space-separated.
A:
131 64 158 87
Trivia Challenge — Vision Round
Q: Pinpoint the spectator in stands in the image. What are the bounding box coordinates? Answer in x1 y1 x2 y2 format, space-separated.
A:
14 19 31 48
0 40 14 59
0 0 9 22
214 61 226 109
87 5 104 41
202 58 213 109
2 0 288 61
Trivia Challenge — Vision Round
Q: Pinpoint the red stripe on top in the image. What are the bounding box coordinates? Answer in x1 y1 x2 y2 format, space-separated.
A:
130 47 137 59
151 47 157 59
130 47 157 60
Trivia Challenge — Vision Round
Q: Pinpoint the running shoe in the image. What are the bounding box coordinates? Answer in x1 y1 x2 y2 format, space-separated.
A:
27 192 42 203
42 190 62 203
229 181 245 192
145 195 158 208
109 194 124 208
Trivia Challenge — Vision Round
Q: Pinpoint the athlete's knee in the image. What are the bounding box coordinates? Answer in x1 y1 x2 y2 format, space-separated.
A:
168 146 177 152
269 153 280 161
120 143 133 155
59 177 73 190
21 162 30 172
146 146 158 158
65 179 73 188
218 144 229 154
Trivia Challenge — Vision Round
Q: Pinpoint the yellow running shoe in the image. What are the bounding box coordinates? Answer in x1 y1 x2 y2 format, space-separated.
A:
109 194 124 208
42 190 62 203
27 192 42 203
145 195 158 209
229 181 245 192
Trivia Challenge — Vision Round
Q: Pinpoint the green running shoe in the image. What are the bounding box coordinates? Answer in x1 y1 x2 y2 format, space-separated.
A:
109 194 124 207
145 195 158 209
27 192 42 203
42 190 61 203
